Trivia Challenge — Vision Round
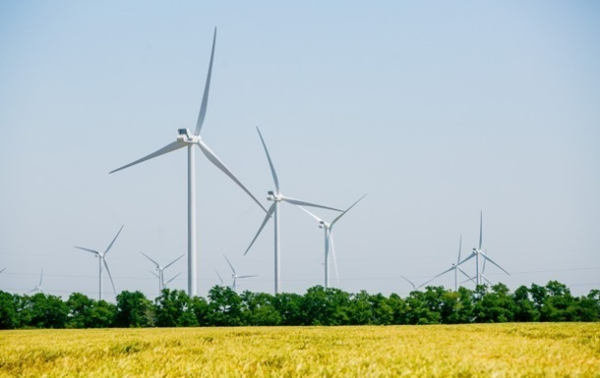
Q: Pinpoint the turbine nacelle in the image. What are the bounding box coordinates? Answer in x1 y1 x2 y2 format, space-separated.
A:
176 128 199 144
267 191 281 201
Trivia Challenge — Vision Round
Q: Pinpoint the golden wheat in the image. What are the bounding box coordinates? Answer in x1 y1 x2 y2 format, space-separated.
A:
1 323 599 377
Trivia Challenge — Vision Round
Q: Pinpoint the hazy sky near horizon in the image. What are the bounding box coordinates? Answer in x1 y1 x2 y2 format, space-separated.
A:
1 1 599 300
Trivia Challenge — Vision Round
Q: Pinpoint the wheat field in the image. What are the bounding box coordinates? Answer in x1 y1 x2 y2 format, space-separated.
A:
1 323 599 377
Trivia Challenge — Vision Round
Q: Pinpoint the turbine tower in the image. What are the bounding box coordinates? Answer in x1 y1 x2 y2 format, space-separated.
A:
74 225 123 300
245 127 342 294
29 268 44 294
224 255 257 293
110 28 267 297
457 211 510 286
142 252 184 293
298 194 366 289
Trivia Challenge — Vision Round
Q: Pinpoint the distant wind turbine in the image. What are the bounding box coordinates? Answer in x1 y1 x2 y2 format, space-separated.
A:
29 268 44 294
141 252 184 293
298 194 366 289
245 127 342 294
223 255 257 293
110 28 267 297
422 235 474 291
456 212 510 286
74 225 123 300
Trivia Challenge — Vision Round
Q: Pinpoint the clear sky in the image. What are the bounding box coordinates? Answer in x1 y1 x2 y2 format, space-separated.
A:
1 1 599 300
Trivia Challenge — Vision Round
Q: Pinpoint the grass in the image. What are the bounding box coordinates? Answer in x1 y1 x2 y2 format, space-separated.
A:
1 323 599 377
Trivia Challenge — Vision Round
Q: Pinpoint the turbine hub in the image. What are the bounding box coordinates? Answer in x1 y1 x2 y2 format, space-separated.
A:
176 128 199 144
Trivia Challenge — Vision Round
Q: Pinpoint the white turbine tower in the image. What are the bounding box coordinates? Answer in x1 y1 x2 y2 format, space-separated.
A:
223 255 257 293
29 268 44 294
74 225 123 300
298 194 366 289
142 252 184 293
245 127 342 294
423 235 475 291
110 28 267 297
457 211 510 286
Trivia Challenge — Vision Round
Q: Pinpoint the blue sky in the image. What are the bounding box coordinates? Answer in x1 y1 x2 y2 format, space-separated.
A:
1 1 599 299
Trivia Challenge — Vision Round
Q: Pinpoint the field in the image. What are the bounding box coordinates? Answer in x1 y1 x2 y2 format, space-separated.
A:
1 323 599 377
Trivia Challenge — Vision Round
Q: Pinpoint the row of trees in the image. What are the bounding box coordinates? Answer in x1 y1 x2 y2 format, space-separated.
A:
0 281 598 329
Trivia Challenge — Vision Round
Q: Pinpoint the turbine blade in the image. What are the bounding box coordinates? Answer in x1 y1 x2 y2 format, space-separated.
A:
140 251 160 268
195 27 217 136
166 272 181 285
331 194 366 227
0 267 5 274
482 254 510 276
39 268 43 287
109 141 185 174
400 275 416 289
237 275 258 279
330 233 340 286
223 255 236 275
457 234 462 264
456 253 476 267
103 259 117 294
214 269 224 285
150 270 160 279
244 203 276 255
433 266 455 279
281 196 342 212
297 206 324 223
164 254 184 270
457 266 473 280
482 250 488 274
198 141 268 214
478 210 483 250
75 246 100 255
417 278 435 289
256 127 280 195
105 225 124 254
482 275 493 285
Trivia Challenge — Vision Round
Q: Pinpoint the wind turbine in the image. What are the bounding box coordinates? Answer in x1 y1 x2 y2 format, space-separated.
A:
456 211 510 286
164 272 181 289
244 127 342 294
298 194 366 289
109 28 267 297
423 235 475 291
401 275 417 291
29 268 44 294
142 252 184 293
74 225 123 300
223 255 257 293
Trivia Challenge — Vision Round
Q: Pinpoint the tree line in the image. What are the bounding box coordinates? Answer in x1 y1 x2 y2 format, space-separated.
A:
0 281 598 329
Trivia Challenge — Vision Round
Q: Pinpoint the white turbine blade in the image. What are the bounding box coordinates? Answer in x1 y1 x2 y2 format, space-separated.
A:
457 235 462 264
417 278 435 289
237 275 258 279
75 246 100 255
223 255 236 275
330 233 340 286
331 194 367 227
481 254 510 276
457 266 474 280
198 140 268 214
39 268 43 287
195 27 217 136
150 270 160 279
105 225 124 254
482 249 488 274
166 272 181 285
103 259 117 294
140 251 160 268
214 269 224 285
256 127 280 195
478 211 483 250
0 267 5 274
164 254 184 270
281 196 342 212
456 252 476 267
297 206 324 223
400 275 416 289
244 203 276 255
433 266 455 279
482 275 493 285
109 141 185 174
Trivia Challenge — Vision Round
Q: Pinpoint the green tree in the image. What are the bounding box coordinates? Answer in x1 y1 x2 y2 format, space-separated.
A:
25 293 69 328
241 291 281 326
154 289 198 327
115 291 154 327
274 292 303 325
207 286 244 326
0 291 20 329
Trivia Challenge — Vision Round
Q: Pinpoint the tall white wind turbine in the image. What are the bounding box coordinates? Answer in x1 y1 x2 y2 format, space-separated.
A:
110 28 267 297
456 211 510 286
298 194 366 289
142 252 184 293
245 127 342 294
423 235 475 291
223 255 257 293
29 268 44 294
74 225 123 300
